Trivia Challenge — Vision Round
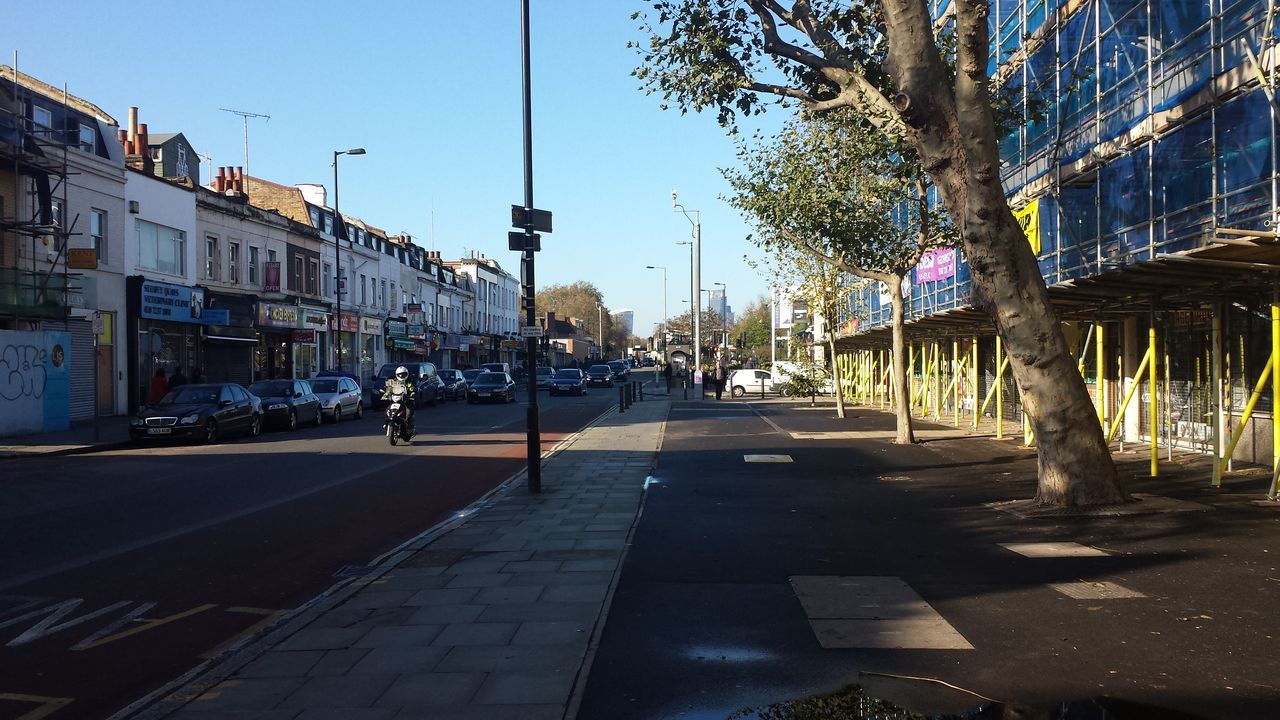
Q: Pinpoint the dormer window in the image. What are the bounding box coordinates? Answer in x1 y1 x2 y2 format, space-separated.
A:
31 105 51 136
79 124 96 153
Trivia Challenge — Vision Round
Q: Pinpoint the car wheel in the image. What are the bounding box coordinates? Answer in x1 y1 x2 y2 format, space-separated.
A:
204 418 219 444
732 385 745 398
249 413 262 437
332 406 342 423
287 410 297 431
314 406 324 427
355 402 363 419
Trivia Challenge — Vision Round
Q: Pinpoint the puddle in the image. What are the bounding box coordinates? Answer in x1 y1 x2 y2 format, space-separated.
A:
723 684 1207 719
682 644 775 663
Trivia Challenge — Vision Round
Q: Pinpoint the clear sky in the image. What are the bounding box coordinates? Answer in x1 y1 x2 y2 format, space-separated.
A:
4 1 781 337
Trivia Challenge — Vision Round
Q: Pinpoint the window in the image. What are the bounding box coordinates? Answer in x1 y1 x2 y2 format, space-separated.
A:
90 209 106 262
322 262 331 297
31 105 51 136
292 256 304 291
324 214 332 235
137 219 186 275
361 274 367 304
381 279 387 308
205 235 220 280
249 246 260 284
79 124 96 153
391 282 397 312
310 208 321 229
308 259 319 295
229 241 240 283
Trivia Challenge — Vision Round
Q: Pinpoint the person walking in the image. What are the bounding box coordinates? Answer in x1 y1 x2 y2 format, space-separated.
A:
662 361 673 393
149 367 168 404
713 361 727 401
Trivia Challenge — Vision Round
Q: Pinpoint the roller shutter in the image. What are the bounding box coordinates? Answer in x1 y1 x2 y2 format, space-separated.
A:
68 318 95 421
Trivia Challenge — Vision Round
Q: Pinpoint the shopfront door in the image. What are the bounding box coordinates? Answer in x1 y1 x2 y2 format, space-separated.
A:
293 343 318 379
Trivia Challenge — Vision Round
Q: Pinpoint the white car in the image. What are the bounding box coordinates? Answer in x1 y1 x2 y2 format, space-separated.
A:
728 369 775 397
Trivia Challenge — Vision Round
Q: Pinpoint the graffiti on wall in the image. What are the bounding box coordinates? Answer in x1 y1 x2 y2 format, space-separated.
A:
0 330 70 436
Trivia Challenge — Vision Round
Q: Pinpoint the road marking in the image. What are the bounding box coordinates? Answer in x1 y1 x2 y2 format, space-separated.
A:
791 576 973 650
2 599 133 647
999 542 1109 558
1049 581 1146 600
0 693 75 720
74 603 217 650
199 607 280 659
744 454 792 463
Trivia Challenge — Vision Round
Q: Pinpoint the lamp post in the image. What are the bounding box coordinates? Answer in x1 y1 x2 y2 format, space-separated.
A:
597 303 603 358
645 265 667 361
672 192 701 377
714 281 726 356
332 147 365 372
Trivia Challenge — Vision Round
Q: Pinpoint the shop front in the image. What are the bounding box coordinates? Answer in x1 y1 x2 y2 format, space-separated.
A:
256 301 300 380
127 276 206 414
331 312 359 375
300 307 330 372
457 334 482 369
360 316 384 378
203 290 258 386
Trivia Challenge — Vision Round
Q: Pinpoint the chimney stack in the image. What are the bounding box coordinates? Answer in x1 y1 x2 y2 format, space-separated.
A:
126 106 138 152
234 166 244 193
215 167 226 192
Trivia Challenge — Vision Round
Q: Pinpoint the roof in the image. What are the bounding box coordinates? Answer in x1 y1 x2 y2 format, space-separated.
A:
244 176 311 224
147 132 188 146
0 65 116 124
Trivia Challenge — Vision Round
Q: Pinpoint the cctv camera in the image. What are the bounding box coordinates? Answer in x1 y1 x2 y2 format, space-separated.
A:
671 189 677 207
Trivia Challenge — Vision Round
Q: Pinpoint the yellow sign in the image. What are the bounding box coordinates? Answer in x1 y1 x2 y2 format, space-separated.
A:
68 248 98 269
1013 198 1041 255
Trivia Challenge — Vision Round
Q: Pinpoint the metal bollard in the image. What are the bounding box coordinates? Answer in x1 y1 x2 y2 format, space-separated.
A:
683 376 688 400
639 383 644 402
630 382 637 404
760 379 766 400
619 385 626 413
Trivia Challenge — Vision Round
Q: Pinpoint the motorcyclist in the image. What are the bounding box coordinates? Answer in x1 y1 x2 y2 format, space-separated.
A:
382 366 417 436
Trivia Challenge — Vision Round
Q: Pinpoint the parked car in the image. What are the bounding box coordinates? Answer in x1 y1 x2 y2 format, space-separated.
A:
535 366 555 390
249 379 323 430
311 376 363 422
728 369 775 398
549 368 586 396
641 357 656 367
370 362 441 408
437 368 468 400
130 383 262 444
607 360 629 380
585 364 614 387
462 369 483 385
466 372 517 404
480 362 512 376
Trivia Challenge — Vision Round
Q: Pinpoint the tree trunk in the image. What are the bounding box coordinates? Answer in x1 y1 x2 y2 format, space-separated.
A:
829 335 846 419
880 0 1126 505
888 275 915 444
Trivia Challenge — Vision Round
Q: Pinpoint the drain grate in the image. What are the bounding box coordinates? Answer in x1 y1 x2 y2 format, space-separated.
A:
1049 581 1146 600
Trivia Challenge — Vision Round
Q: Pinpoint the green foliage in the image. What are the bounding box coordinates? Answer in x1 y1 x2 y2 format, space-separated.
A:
535 281 626 351
775 358 830 397
727 684 929 719
732 295 772 358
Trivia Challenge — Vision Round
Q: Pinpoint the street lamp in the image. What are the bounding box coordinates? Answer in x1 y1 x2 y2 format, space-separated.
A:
645 265 667 360
714 281 726 355
597 303 603 358
332 147 366 372
672 191 701 377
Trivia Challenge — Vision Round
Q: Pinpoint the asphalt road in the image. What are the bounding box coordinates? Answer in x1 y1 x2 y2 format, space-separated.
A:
0 377 627 720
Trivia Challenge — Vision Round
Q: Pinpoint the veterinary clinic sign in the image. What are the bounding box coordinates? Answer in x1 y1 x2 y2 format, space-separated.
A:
140 281 204 324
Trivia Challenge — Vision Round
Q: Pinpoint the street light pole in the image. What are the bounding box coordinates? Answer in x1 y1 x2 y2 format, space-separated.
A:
519 0 541 493
332 147 365 372
597 303 603 357
715 281 726 355
645 265 667 361
672 192 701 376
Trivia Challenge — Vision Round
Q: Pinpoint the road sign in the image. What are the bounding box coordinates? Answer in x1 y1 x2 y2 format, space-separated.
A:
509 231 541 252
511 205 553 233
520 326 544 338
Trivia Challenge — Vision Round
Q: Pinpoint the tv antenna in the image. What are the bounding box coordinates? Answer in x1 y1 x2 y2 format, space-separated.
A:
220 107 270 177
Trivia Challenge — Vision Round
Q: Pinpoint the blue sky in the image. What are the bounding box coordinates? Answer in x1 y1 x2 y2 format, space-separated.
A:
5 1 780 336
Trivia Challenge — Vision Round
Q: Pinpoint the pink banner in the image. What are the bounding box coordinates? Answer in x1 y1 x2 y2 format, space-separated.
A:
916 248 956 282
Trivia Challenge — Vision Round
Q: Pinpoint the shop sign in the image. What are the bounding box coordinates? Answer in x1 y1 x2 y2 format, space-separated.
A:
386 320 407 338
68 248 97 269
301 309 329 330
258 302 299 328
201 308 231 326
141 280 205 324
407 323 425 339
405 303 424 325
360 317 383 335
501 339 523 350
330 313 359 332
916 247 956 282
263 261 281 292
293 329 316 343
393 339 415 350
1014 199 1041 254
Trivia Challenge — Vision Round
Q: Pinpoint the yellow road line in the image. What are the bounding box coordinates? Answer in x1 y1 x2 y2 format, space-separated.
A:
0 693 75 720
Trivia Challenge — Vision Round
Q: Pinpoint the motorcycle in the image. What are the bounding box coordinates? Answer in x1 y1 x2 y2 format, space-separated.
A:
383 389 414 445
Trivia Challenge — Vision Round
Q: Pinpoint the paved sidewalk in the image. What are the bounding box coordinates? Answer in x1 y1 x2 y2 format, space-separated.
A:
0 415 133 458
134 396 669 720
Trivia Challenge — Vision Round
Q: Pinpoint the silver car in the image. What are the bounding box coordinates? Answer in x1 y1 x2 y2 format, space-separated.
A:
311 376 364 422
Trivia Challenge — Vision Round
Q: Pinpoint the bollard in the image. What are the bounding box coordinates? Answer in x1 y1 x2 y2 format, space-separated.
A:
619 385 626 413
639 383 644 402
631 382 638 404
683 376 688 400
760 379 766 400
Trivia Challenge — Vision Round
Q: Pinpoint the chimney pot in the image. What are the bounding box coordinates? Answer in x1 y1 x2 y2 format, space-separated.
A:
127 106 138 143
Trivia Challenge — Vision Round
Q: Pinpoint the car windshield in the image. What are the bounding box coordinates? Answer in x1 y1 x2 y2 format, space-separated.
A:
462 370 481 381
439 370 458 380
474 373 504 385
249 381 294 397
311 379 338 393
162 386 220 405
608 362 625 371
555 369 580 378
536 367 553 376
589 365 610 374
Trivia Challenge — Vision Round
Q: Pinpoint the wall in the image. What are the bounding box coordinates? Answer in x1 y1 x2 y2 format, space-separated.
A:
0 329 71 435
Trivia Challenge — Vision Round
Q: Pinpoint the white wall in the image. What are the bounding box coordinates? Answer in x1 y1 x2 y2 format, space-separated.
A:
124 170 197 284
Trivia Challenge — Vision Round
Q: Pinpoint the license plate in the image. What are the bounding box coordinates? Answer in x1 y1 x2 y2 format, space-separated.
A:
478 392 491 397
148 427 171 435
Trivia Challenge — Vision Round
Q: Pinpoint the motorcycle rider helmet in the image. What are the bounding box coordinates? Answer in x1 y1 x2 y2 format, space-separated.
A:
395 366 409 380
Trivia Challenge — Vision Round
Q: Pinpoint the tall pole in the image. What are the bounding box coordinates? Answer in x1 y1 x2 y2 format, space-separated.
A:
333 152 343 372
520 0 541 493
673 194 701 376
770 287 777 368
598 303 603 355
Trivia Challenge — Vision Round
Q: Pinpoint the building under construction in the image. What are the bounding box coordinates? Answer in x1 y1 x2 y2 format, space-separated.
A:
834 0 1280 493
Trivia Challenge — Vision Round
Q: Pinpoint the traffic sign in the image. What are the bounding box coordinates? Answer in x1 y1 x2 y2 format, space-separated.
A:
509 231 541 252
511 205 553 233
520 326 544 338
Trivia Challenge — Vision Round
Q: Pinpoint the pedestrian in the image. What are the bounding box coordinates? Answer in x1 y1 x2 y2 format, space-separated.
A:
663 361 672 391
149 367 168 404
713 361 727 400
168 366 188 389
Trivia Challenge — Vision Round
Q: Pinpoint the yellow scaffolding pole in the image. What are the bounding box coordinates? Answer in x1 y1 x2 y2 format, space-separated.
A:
953 337 961 426
1097 322 1106 429
908 343 916 411
1272 302 1278 481
979 354 1009 416
934 341 944 421
914 347 936 412
1211 310 1223 487
971 335 979 429
996 334 1004 439
1149 324 1159 477
1219 350 1275 474
1106 346 1152 443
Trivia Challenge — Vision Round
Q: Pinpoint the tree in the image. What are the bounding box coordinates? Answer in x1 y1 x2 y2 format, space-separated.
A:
666 307 726 360
772 251 853 418
633 0 1126 506
724 110 947 442
535 281 627 356
732 295 772 361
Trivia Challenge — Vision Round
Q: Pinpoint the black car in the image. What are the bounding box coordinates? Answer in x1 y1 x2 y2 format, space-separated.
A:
437 368 468 400
607 360 629 380
585 364 614 387
248 379 323 430
130 383 262 444
640 357 656 367
370 362 442 408
549 368 586 396
466 372 517 404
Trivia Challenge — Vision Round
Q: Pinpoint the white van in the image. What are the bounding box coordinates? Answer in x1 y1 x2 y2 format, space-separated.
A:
481 362 512 376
